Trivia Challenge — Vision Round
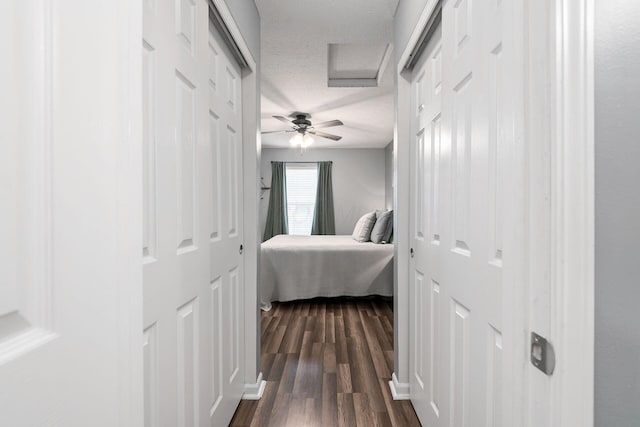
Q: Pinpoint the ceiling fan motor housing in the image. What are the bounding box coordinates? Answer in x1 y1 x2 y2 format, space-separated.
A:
292 114 312 128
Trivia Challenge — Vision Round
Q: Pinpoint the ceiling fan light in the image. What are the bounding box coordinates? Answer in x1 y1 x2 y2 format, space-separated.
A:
290 133 303 146
302 134 314 148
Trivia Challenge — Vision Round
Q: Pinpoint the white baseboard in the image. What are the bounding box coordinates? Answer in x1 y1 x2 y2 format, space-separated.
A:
389 372 411 400
243 372 267 400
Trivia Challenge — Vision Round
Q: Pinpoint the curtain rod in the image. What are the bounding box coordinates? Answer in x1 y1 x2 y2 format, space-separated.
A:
270 161 332 164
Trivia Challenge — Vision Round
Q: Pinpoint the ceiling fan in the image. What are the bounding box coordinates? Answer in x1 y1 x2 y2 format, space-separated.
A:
262 113 344 145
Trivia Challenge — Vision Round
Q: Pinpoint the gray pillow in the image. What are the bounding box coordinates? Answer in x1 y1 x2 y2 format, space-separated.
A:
371 210 393 243
352 212 377 242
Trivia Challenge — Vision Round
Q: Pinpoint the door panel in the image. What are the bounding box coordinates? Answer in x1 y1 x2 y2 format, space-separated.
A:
410 22 444 425
0 2 141 425
143 1 244 426
409 0 518 425
208 23 245 424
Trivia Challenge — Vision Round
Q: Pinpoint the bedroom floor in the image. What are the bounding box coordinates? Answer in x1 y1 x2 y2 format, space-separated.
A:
229 297 421 426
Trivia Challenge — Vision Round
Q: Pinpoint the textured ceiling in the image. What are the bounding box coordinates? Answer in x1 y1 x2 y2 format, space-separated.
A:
255 0 399 149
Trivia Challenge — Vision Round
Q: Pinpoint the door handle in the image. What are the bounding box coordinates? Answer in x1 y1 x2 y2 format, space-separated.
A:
239 244 243 255
410 248 414 258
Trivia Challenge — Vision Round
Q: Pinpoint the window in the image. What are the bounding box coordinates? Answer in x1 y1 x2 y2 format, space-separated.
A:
286 164 318 235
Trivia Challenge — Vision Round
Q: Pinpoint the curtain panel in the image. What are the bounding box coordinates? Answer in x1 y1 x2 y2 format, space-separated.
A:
311 161 336 235
263 161 289 241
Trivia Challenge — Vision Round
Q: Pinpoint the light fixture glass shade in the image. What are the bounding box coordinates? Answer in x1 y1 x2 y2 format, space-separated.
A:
289 132 303 146
302 134 313 148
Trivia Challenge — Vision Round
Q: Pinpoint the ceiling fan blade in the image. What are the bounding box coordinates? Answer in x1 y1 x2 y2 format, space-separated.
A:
312 119 343 129
309 130 342 141
260 129 295 135
261 130 287 134
272 115 293 125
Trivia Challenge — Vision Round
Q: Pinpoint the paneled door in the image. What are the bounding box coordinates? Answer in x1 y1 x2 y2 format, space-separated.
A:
206 16 246 426
409 22 444 425
142 0 244 426
409 1 519 426
0 2 141 426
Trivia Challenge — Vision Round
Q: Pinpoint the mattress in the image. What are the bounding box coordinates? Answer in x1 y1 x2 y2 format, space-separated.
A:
260 235 394 309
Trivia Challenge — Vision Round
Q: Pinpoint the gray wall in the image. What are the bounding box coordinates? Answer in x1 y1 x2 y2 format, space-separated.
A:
260 148 386 236
385 142 393 210
595 1 640 426
224 0 260 61
394 0 430 64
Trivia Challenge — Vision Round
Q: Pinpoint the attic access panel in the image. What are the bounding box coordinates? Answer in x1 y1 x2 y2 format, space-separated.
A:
327 43 392 87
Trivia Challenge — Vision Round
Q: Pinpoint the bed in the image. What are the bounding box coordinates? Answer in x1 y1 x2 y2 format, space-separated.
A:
260 235 393 309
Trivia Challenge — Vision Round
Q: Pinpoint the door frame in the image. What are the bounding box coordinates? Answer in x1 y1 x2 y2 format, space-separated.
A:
546 0 595 424
118 0 144 423
392 0 595 425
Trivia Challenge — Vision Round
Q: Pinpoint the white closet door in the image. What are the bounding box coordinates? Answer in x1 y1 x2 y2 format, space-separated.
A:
0 2 141 426
206 19 245 426
142 1 244 426
409 22 445 425
409 1 519 426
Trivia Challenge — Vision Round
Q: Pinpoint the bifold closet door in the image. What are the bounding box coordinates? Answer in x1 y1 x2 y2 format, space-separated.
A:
142 0 244 426
206 14 245 426
409 1 519 426
409 20 444 426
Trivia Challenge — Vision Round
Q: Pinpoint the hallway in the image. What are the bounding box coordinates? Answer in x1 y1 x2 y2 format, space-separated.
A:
0 1 607 425
230 298 420 426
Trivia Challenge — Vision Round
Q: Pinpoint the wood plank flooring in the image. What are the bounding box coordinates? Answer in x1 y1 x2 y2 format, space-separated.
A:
230 297 421 426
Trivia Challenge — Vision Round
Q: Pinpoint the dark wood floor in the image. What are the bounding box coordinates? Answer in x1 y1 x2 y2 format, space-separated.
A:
230 297 421 426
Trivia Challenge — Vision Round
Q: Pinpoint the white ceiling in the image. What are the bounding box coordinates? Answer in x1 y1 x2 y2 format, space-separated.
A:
255 0 399 149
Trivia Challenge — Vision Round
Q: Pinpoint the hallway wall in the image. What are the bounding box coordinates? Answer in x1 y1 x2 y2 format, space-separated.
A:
224 1 260 59
594 1 640 425
393 0 430 65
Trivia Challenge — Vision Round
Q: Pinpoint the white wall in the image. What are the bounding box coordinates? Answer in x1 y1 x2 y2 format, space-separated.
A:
595 1 640 425
260 148 386 236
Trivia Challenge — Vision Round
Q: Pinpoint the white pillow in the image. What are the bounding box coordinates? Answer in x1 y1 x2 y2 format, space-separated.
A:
352 212 377 242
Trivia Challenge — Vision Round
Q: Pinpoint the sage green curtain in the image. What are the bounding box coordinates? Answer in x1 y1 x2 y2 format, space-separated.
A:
311 161 336 235
263 162 288 241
